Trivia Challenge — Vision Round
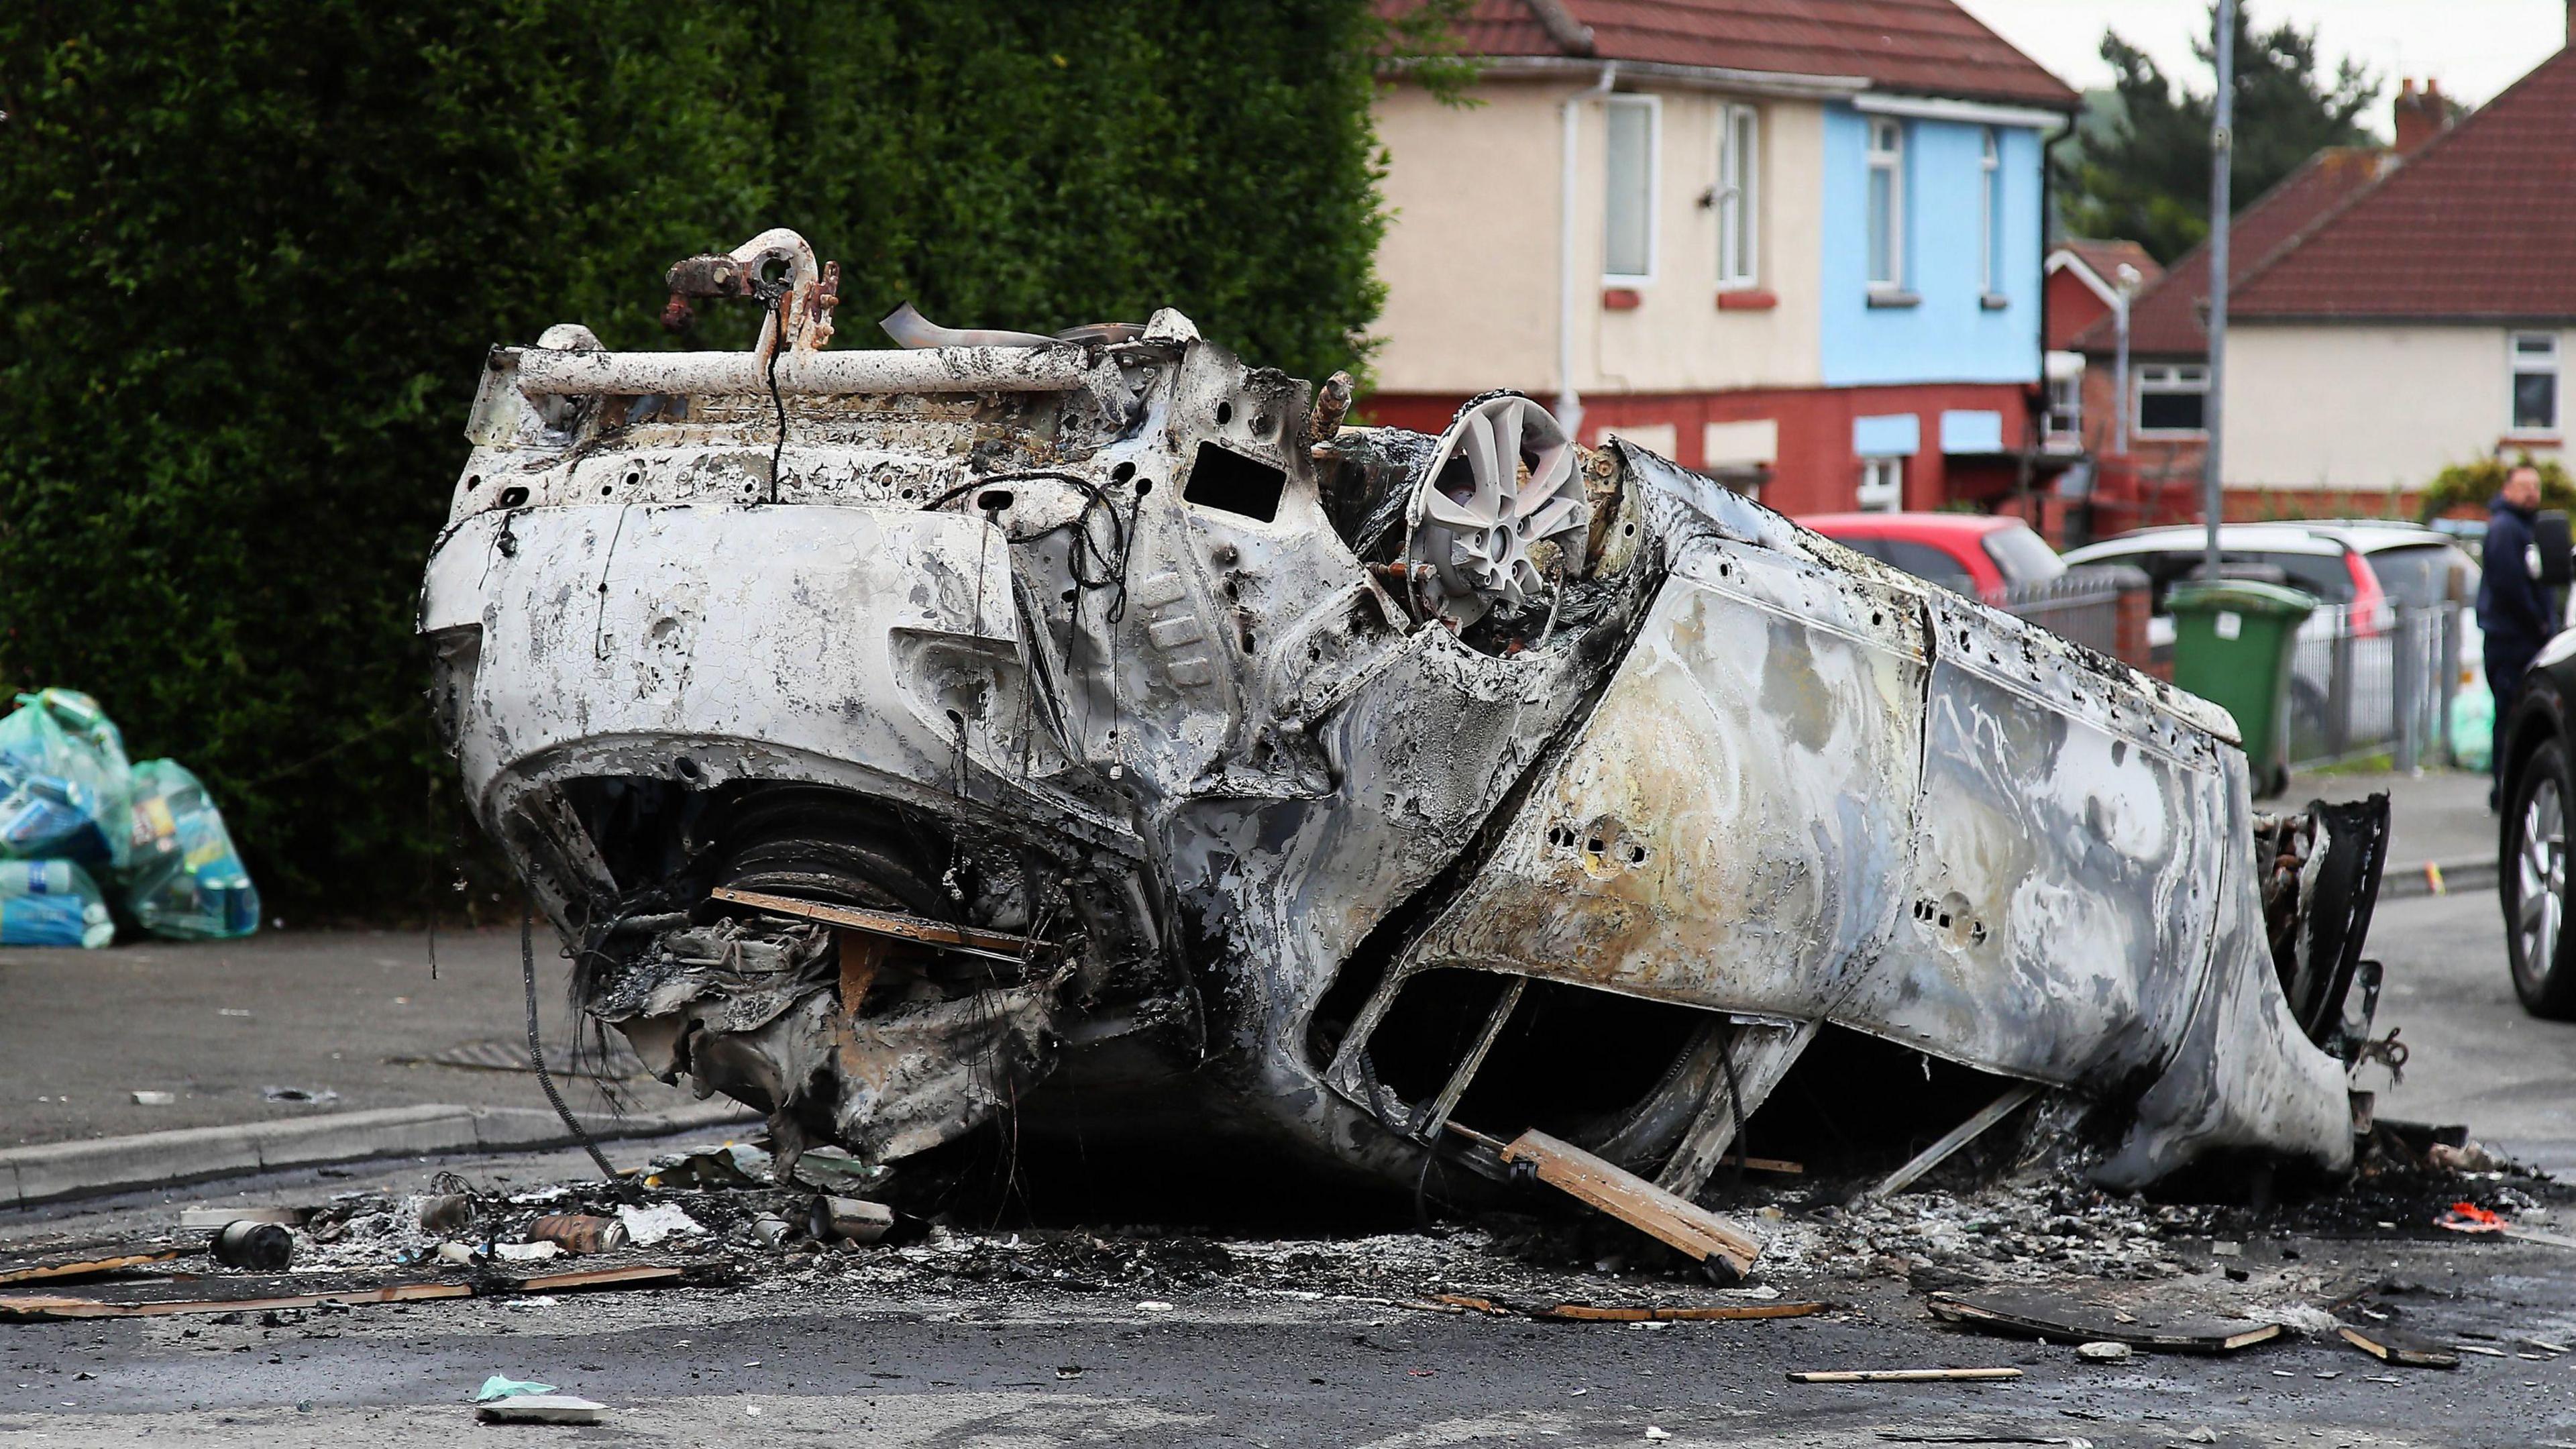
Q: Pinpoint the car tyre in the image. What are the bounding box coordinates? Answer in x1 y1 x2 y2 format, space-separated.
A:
2504 738 2576 1018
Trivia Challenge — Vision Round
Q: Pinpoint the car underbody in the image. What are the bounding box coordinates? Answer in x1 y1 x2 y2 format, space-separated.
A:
421 229 2390 1221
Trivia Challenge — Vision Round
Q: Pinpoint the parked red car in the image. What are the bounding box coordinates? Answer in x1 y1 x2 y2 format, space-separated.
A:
1794 512 2065 601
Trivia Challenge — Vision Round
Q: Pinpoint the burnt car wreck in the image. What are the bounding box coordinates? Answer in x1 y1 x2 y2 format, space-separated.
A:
422 229 2391 1240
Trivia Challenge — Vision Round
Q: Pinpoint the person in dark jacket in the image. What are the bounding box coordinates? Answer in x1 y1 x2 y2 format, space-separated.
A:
2477 465 2557 806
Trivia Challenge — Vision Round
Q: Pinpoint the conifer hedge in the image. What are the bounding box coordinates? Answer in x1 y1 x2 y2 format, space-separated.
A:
0 1 1410 915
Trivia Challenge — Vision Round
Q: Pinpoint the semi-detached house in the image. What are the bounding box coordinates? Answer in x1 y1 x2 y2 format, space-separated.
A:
1366 0 2078 516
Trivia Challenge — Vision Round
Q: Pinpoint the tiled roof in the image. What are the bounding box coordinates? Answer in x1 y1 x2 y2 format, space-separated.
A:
2052 239 2162 294
2231 48 2576 321
1431 0 2080 109
2068 148 2392 357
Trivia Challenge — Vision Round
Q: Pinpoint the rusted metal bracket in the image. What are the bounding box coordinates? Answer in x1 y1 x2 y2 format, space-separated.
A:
1865 1081 2042 1200
1653 1018 1816 1199
1409 975 1527 1142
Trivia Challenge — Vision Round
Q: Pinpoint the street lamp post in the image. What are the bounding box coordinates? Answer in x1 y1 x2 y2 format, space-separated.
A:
2112 262 2141 456
2204 0 2237 577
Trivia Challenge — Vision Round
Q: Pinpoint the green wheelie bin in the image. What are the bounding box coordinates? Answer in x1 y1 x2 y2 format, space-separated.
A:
2167 578 2318 797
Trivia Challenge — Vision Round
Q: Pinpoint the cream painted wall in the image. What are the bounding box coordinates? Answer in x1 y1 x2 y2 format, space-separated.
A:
2224 323 2570 490
1371 79 1825 397
1373 83 1565 394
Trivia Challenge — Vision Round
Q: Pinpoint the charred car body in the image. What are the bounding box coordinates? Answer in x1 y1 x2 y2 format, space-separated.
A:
423 231 2389 1210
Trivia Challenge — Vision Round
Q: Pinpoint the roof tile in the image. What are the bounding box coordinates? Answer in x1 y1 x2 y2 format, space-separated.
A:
2231 48 2576 321
1437 0 2078 109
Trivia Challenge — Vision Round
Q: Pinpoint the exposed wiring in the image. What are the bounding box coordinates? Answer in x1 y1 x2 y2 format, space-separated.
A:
760 286 788 504
523 908 640 1202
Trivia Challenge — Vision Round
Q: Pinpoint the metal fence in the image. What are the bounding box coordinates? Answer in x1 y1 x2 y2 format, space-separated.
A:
2283 602 2463 773
1998 565 2144 661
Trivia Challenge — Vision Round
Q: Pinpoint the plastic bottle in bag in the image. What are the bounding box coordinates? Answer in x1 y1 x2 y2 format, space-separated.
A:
0 859 115 949
122 759 261 940
0 689 133 867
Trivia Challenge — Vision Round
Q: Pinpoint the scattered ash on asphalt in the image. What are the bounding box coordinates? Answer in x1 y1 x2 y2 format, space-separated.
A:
13 1128 2567 1330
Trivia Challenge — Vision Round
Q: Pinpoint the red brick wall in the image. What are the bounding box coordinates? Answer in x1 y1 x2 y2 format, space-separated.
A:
1362 382 2045 517
2045 269 2112 352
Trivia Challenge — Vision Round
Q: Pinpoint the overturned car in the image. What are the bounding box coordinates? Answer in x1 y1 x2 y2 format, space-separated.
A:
423 229 2389 1212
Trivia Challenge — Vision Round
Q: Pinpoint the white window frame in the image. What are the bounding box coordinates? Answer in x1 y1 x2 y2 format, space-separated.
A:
1978 127 2003 297
2044 372 2082 448
2135 363 2210 437
1857 455 1904 512
1717 103 1760 290
2510 331 2561 435
1865 118 1905 291
1602 93 1661 286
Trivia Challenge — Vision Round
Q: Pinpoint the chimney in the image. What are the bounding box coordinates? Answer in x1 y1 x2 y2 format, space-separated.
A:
2393 77 2448 156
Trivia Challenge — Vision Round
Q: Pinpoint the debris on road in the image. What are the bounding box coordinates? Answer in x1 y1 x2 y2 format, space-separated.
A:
526 1214 628 1255
422 228 2398 1233
615 1202 703 1246
1416 1292 1824 1323
1497 1129 1762 1282
1787 1367 2022 1383
2336 1322 2459 1368
179 1205 306 1230
129 1089 174 1106
811 1195 894 1244
476 1394 604 1426
474 1376 557 1402
260 1085 339 1105
1926 1289 2285 1354
2074 1340 2132 1362
0 1263 690 1321
0 1244 186 1287
210 1221 294 1271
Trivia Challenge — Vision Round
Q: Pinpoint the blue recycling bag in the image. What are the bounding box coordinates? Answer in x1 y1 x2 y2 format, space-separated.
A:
0 859 114 948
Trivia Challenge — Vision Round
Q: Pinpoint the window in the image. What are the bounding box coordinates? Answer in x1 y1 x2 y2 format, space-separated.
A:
2512 332 2561 433
1978 127 2004 297
2136 364 2208 435
1865 119 1904 289
1603 95 1658 282
2043 372 2082 447
1878 539 1974 595
1717 105 1760 289
1857 456 1904 511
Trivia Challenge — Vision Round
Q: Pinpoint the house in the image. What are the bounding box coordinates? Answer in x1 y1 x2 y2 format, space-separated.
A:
2065 149 2393 529
1365 0 2080 515
2039 239 2160 456
2073 34 2576 527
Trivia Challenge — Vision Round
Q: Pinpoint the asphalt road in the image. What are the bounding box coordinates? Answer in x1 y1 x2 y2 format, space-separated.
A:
6 888 2576 1445
0 927 694 1148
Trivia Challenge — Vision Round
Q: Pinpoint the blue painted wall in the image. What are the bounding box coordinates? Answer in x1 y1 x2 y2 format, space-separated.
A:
1817 108 2044 388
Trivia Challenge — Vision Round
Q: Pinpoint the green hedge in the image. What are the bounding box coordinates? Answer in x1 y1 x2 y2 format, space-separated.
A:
0 1 1407 918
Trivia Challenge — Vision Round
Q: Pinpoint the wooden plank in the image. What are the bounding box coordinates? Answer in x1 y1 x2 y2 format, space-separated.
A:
1927 1290 2284 1354
1655 1020 1817 1199
1536 1300 1824 1323
0 1263 685 1322
1786 1368 2022 1383
2336 1323 2460 1368
0 1249 187 1287
1867 1082 2041 1200
711 886 1034 955
0 1281 472 1321
1415 1293 1824 1322
1499 1128 1763 1281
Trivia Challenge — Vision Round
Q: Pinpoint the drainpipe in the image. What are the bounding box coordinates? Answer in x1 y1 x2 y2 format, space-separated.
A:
1557 62 1618 438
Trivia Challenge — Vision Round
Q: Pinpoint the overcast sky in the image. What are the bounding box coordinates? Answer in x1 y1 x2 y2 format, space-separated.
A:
1953 1 2569 113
